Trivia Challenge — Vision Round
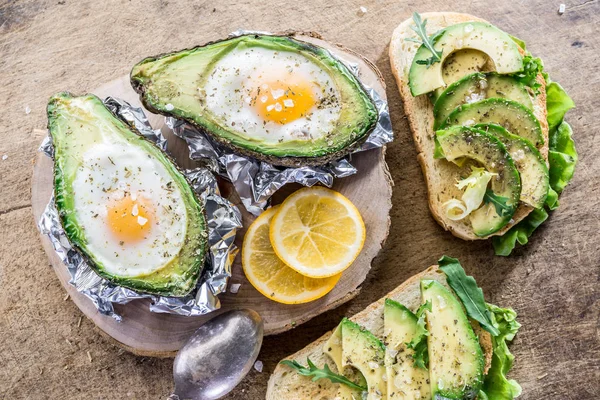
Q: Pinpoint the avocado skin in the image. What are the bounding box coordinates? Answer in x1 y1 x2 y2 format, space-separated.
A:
130 34 379 167
47 92 208 297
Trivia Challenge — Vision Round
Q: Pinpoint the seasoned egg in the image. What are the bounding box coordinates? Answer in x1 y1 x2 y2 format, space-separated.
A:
71 142 187 277
202 47 341 143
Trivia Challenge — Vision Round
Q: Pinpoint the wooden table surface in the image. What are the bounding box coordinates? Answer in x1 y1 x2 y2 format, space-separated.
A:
0 0 598 399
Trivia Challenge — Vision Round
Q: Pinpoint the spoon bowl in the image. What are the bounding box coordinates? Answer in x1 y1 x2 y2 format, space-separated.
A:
171 309 263 400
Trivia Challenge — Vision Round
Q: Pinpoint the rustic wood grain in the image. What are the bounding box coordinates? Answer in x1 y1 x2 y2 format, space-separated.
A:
0 0 598 399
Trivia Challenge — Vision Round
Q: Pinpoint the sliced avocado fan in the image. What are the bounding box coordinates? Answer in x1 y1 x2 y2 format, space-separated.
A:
436 126 521 236
409 22 523 96
433 72 533 129
474 123 549 209
48 93 207 296
440 98 544 148
421 280 485 399
130 34 378 167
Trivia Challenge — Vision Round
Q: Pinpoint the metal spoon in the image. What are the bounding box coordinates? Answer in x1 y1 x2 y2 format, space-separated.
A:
169 309 264 400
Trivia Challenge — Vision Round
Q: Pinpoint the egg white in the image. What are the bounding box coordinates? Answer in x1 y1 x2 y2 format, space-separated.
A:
202 46 342 143
72 142 188 277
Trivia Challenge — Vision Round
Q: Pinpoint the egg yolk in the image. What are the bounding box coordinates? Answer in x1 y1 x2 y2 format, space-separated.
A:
106 195 153 243
253 78 316 124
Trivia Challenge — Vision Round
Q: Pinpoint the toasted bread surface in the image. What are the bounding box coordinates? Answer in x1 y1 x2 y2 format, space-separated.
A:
266 265 493 400
389 12 548 240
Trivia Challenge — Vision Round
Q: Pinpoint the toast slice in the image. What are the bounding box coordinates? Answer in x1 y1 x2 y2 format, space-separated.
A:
266 266 493 399
389 12 548 240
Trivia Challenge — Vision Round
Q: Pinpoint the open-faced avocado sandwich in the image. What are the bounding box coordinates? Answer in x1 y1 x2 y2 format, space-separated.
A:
268 256 521 399
389 12 577 255
130 33 379 167
47 93 208 296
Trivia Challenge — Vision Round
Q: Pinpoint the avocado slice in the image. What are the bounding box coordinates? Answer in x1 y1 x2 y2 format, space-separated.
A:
383 299 431 399
323 323 367 399
436 126 521 236
430 49 491 102
433 72 533 129
421 280 485 399
47 93 207 296
440 98 544 148
341 318 387 400
409 22 523 96
130 34 378 167
474 123 549 208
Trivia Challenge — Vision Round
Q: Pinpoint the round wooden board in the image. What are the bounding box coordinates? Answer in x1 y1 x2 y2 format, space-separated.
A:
31 35 393 357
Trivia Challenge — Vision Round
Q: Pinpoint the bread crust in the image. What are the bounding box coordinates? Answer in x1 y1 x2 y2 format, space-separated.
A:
389 12 548 240
266 265 493 400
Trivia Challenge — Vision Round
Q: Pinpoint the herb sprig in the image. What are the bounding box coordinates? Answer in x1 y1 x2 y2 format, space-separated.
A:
406 300 432 370
438 256 500 336
406 12 443 68
280 358 367 391
483 189 512 217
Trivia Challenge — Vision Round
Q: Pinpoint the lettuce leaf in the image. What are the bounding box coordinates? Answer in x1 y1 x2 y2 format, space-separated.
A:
493 76 577 256
511 55 544 94
546 81 576 132
480 304 522 400
492 207 548 256
549 121 578 193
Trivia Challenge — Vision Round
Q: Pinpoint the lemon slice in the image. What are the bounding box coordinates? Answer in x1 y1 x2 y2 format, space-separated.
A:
270 187 366 278
242 206 341 304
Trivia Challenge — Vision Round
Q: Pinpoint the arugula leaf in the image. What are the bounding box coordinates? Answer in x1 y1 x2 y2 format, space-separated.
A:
480 304 522 400
511 55 544 94
407 12 443 68
406 300 432 370
438 256 500 336
280 358 367 391
483 190 512 217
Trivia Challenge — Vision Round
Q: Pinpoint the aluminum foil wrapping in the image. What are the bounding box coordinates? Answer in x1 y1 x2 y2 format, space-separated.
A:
168 32 393 215
38 97 242 320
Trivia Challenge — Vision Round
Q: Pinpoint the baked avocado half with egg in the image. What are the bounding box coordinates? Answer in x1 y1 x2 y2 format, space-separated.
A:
47 92 207 296
130 34 379 167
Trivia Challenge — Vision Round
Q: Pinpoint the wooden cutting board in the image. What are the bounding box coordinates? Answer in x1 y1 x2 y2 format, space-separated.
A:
31 34 393 357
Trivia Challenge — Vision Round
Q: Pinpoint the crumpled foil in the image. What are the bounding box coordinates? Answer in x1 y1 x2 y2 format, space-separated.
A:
168 32 393 215
38 97 242 320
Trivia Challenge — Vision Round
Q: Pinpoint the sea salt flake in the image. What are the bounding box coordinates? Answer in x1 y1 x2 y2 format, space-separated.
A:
271 89 285 99
558 4 566 14
2 155 7 161
253 360 263 372
229 283 242 293
266 104 275 112
358 6 367 15
137 216 148 226
283 99 294 107
274 102 283 112
131 192 137 201
131 204 139 216
260 95 269 103
165 103 174 111
25 106 31 115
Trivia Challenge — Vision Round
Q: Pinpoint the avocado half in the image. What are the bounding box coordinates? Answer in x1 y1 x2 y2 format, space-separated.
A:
47 92 208 296
130 34 379 167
